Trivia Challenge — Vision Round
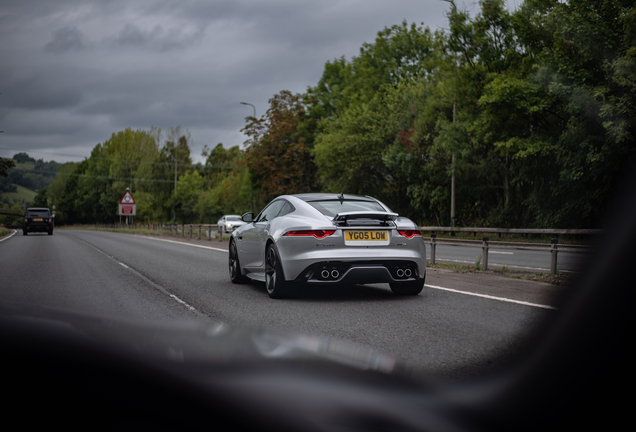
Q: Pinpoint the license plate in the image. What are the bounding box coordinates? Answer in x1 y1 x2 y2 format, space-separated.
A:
344 230 390 246
34 218 43 221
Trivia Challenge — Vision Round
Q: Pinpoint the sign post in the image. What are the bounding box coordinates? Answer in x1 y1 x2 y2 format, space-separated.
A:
118 188 136 224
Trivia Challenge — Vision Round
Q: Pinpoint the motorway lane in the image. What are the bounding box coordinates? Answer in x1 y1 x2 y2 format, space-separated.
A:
1 229 553 376
0 230 200 320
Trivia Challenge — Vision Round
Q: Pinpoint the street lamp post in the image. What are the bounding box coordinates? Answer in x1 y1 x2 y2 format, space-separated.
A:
240 102 256 119
240 102 257 213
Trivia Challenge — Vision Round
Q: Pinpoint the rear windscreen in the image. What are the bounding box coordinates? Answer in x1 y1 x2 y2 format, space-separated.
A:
308 200 385 217
26 210 50 218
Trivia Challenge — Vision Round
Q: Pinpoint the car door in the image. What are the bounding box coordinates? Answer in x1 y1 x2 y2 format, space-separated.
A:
240 200 286 270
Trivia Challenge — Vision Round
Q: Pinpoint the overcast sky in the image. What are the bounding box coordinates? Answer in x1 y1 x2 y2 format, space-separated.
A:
0 0 492 165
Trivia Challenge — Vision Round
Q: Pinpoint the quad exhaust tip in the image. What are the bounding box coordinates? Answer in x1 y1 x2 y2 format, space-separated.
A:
395 267 413 279
320 269 341 280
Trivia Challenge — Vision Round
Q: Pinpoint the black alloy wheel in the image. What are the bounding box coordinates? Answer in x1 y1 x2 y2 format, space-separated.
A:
228 239 248 283
265 244 292 299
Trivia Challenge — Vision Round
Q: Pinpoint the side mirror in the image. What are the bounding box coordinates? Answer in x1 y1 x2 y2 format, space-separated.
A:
241 212 254 223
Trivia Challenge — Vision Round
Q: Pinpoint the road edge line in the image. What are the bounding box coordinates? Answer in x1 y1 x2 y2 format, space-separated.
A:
0 229 17 243
425 283 556 310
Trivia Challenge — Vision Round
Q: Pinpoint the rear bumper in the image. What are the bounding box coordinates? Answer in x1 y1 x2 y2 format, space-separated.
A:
276 235 427 282
293 260 425 286
24 224 53 232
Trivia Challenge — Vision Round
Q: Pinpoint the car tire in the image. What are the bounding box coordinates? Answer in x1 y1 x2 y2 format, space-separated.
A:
390 278 424 295
48 230 53 235
23 230 27 236
265 244 293 299
228 239 249 284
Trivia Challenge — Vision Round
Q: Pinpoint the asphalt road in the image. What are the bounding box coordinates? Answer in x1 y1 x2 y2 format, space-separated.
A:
0 229 562 377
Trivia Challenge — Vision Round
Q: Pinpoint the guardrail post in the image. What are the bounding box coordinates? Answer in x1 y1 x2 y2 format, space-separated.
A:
198 225 201 240
551 238 559 275
207 225 211 241
218 227 223 242
430 233 436 265
182 224 184 237
482 237 489 271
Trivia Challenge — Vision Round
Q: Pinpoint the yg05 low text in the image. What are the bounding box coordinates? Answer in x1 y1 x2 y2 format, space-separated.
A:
345 231 387 241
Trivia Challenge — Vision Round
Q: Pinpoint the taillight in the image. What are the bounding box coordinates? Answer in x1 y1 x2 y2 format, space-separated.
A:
283 230 336 239
397 229 422 238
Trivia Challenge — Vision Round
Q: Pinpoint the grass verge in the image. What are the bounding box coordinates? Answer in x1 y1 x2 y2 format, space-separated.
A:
427 261 573 286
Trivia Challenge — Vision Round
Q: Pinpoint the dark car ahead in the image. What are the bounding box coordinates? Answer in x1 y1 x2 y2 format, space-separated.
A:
23 207 53 235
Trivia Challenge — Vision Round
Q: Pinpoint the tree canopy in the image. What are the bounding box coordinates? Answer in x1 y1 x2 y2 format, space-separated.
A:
14 0 633 229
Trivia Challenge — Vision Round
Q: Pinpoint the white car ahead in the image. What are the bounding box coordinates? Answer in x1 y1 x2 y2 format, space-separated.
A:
218 215 248 233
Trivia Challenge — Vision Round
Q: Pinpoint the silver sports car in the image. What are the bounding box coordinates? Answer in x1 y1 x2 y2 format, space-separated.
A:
228 193 427 298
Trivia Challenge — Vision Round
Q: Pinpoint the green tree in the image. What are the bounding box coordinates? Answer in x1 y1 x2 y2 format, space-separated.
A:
12 152 35 164
47 162 77 220
308 21 438 122
174 170 204 223
0 157 15 177
32 188 48 207
242 90 317 201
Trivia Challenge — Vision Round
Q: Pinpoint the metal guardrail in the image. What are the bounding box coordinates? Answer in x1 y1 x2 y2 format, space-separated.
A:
420 226 603 237
425 234 593 274
419 226 599 274
81 223 229 242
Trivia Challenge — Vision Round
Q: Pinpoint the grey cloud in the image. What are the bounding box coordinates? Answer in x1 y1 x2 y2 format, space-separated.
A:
45 26 86 52
0 0 458 163
3 74 84 110
115 23 146 47
109 22 206 51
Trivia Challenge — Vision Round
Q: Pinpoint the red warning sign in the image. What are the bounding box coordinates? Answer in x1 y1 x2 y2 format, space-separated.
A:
118 190 136 216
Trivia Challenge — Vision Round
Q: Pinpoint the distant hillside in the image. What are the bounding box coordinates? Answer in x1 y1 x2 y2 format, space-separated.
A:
1 153 60 192
1 184 38 203
1 153 61 207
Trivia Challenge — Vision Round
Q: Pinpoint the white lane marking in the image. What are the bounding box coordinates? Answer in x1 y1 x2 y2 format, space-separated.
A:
0 229 17 243
490 251 513 254
75 235 204 317
425 283 556 310
166 293 198 312
131 235 228 253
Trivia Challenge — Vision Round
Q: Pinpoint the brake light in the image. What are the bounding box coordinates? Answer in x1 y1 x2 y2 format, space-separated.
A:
397 229 422 238
283 230 336 239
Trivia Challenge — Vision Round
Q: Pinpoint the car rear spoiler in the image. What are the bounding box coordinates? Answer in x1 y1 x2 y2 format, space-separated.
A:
333 211 399 227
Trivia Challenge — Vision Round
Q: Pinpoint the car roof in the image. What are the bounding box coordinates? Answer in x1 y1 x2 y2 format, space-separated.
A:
26 208 50 211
